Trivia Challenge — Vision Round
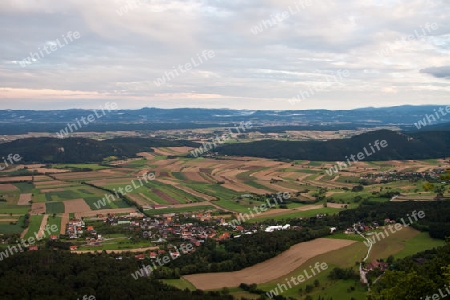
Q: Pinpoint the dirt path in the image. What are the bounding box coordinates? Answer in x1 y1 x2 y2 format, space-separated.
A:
20 228 29 239
35 214 49 239
60 213 69 235
184 238 355 289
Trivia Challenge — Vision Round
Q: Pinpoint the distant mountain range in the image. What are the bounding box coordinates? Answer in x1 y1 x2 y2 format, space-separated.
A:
0 105 449 134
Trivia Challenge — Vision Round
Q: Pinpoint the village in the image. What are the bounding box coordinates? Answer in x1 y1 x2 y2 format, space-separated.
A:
61 210 298 259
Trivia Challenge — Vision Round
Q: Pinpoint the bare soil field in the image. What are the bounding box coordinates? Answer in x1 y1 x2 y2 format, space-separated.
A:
136 152 154 160
40 188 68 193
60 213 69 234
17 193 32 205
0 184 19 192
184 238 355 289
183 172 210 183
0 219 20 222
33 175 54 182
166 147 194 154
393 196 436 201
63 198 91 213
31 202 46 214
0 176 33 182
151 147 175 156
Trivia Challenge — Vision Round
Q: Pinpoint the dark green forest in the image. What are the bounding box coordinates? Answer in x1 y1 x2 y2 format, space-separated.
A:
337 200 450 239
368 240 450 299
1 129 450 164
217 130 450 161
0 250 233 300
0 137 199 163
149 228 330 278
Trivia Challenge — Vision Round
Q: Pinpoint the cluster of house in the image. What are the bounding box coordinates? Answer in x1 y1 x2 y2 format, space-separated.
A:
133 242 195 261
60 211 320 257
363 259 389 272
66 218 86 239
345 221 380 234
360 168 448 183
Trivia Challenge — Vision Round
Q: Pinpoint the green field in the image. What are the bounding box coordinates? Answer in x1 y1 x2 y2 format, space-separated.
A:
0 215 25 234
161 279 196 291
44 186 103 202
83 197 131 210
23 215 44 240
394 232 445 258
52 164 111 170
0 205 30 214
46 215 62 235
46 202 65 214
13 182 35 193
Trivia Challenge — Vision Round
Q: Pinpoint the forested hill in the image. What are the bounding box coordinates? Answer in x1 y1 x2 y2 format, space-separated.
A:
0 137 199 163
217 130 450 161
0 250 233 300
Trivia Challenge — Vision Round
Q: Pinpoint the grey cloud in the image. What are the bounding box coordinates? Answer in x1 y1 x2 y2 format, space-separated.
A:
420 66 450 79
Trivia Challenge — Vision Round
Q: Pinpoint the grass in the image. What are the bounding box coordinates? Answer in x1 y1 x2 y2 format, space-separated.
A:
394 232 445 258
23 215 44 239
161 279 196 291
46 215 62 234
327 232 366 242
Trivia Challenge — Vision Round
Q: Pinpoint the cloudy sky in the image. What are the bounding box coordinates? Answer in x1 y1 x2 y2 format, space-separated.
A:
1 0 449 110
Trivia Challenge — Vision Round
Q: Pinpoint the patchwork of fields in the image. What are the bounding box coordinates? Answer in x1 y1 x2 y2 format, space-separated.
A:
0 147 448 299
0 149 448 238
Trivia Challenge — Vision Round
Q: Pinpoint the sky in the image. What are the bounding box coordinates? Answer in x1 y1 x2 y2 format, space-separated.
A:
0 0 449 110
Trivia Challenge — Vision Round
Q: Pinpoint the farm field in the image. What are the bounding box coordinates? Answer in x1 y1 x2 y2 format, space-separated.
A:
23 215 44 240
251 227 444 300
0 148 448 253
183 238 356 290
